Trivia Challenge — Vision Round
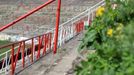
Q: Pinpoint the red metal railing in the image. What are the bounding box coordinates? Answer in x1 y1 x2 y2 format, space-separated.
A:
0 19 85 75
0 0 61 74
0 0 61 58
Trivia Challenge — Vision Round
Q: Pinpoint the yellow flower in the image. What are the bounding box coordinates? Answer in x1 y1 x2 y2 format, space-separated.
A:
96 6 105 17
107 29 113 37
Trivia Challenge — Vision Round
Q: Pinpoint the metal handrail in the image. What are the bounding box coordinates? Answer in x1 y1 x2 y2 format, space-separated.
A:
0 0 105 63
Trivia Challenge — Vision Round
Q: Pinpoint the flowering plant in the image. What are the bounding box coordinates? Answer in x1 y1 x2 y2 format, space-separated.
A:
76 0 134 75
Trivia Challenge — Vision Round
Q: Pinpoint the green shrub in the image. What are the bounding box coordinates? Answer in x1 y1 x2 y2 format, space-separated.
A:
76 0 134 75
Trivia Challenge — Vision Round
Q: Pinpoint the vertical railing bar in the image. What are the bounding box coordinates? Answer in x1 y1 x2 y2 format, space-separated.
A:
67 26 69 41
31 38 34 63
68 25 70 39
64 27 66 42
14 42 22 73
88 9 91 26
5 52 8 75
11 44 15 75
70 24 72 38
37 36 41 59
51 32 54 49
49 33 52 51
71 21 74 37
43 34 47 55
26 47 28 59
7 52 11 70
33 38 36 61
22 41 25 68
2 59 5 71
59 26 63 46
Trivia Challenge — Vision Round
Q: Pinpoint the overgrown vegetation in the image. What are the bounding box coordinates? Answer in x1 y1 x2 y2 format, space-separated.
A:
75 0 134 75
0 40 10 46
0 40 10 54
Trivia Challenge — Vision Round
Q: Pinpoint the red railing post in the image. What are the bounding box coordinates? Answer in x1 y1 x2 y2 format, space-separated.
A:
80 22 81 32
53 0 61 54
80 22 82 32
31 38 34 63
79 22 80 32
11 45 15 75
22 42 25 68
76 24 78 34
82 21 84 31
49 33 52 50
37 36 41 59
77 24 78 33
43 34 47 55
14 42 22 72
46 34 49 48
